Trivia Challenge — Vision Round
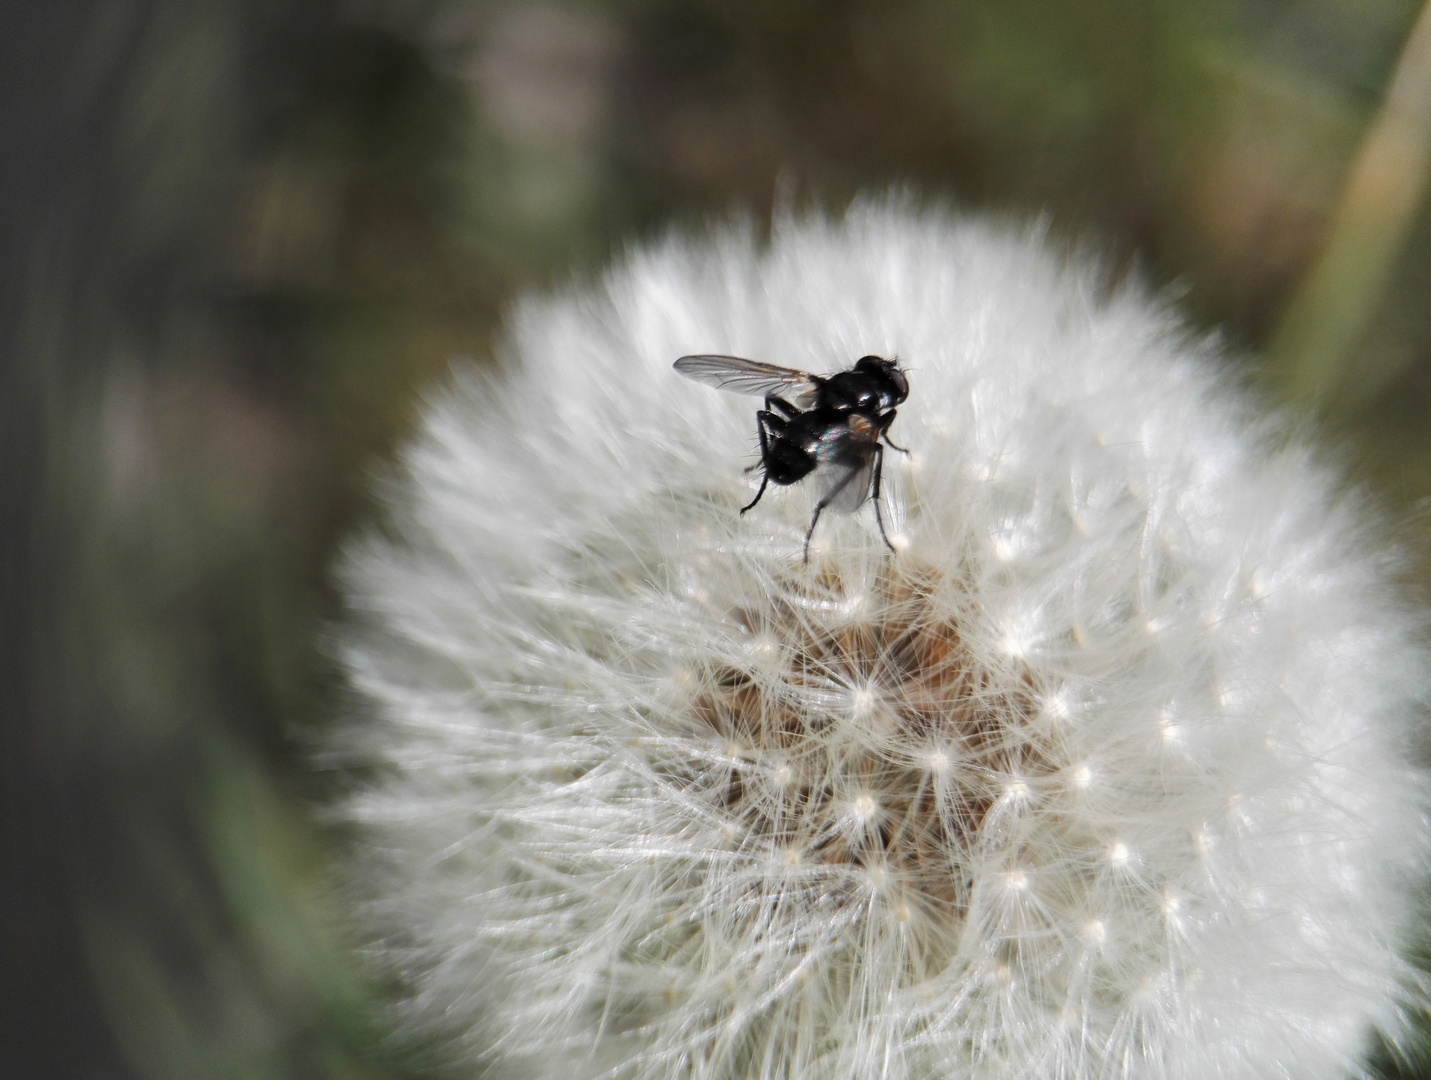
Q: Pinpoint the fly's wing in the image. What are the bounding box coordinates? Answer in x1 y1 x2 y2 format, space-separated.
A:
674 355 821 407
812 430 876 514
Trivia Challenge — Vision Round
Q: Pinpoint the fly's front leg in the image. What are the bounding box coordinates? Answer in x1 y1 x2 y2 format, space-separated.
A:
880 411 910 455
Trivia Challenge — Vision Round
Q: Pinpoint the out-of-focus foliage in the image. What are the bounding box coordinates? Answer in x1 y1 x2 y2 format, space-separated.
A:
4 0 1429 1077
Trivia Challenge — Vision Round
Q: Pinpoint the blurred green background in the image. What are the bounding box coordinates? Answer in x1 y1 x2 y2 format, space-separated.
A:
4 0 1431 1076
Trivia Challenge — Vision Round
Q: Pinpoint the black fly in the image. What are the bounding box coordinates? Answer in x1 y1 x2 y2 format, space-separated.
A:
673 353 910 562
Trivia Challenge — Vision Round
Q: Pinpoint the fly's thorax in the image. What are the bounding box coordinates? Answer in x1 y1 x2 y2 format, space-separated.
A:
820 369 882 413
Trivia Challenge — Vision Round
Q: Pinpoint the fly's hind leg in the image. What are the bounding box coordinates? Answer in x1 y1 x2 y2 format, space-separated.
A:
742 473 771 515
744 395 800 474
742 408 783 514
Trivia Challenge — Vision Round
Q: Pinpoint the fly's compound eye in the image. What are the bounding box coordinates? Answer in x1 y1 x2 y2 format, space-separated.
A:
878 360 906 392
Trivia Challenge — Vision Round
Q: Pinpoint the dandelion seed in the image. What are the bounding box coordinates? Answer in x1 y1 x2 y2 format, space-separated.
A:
334 201 1428 1080
1043 690 1072 721
1160 719 1180 744
1249 569 1269 600
851 687 878 717
749 634 779 661
850 792 879 822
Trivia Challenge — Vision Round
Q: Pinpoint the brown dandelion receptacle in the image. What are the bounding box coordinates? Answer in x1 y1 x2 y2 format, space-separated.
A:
680 562 1057 981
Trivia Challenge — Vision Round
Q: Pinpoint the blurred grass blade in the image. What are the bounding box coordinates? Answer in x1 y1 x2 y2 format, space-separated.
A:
1269 0 1431 407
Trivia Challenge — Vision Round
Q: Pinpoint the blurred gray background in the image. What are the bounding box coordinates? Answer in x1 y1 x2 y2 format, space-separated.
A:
4 0 1431 1076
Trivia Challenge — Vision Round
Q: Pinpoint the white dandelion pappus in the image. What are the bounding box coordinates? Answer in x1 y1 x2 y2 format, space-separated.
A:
334 201 1428 1080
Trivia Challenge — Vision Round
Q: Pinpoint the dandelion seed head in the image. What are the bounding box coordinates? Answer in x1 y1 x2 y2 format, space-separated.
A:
335 201 1428 1080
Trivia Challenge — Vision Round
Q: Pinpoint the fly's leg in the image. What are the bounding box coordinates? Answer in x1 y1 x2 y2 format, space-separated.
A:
881 412 910 455
802 460 864 565
742 409 780 513
868 442 897 553
801 505 824 565
743 397 804 510
742 473 771 515
744 395 800 474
